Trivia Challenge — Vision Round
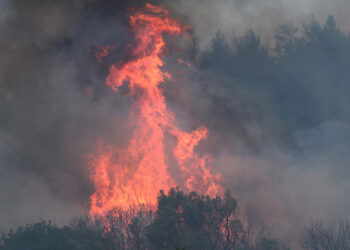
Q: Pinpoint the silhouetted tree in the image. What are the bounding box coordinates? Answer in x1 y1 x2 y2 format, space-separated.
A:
145 188 282 250
199 14 350 148
0 189 287 249
274 24 299 56
302 220 350 250
0 220 108 250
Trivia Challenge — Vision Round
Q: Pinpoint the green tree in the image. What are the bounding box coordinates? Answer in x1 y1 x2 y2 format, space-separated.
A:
146 188 247 249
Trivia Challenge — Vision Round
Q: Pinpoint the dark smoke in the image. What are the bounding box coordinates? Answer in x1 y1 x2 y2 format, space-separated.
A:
0 0 134 230
1 0 350 247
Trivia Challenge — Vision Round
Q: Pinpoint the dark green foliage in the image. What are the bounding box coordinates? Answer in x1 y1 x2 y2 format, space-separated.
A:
274 16 350 130
0 189 286 250
146 188 241 249
200 30 270 82
145 188 283 250
0 220 109 250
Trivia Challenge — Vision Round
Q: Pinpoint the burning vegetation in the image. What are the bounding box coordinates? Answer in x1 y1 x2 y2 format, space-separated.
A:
89 3 222 216
2 0 350 249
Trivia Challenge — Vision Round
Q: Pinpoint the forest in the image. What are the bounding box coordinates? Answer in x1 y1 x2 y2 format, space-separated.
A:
1 1 350 248
1 188 350 249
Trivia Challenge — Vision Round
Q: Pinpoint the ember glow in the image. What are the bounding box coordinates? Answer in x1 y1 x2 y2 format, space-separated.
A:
95 45 116 63
89 3 222 216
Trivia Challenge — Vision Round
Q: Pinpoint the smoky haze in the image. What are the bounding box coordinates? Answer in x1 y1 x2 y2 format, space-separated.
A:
1 0 350 247
165 0 350 49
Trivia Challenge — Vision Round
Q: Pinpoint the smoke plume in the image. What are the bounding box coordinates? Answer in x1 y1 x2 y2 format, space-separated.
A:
1 0 350 247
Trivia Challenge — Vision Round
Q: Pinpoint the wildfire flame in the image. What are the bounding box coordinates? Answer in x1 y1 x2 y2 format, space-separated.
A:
89 3 222 216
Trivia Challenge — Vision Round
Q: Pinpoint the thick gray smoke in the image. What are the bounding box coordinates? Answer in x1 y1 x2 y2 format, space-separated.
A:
163 58 350 247
1 0 350 247
0 0 134 231
166 0 350 49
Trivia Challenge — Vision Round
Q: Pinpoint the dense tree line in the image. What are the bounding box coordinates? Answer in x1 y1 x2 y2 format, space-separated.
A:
198 15 350 148
1 188 287 250
2 188 348 249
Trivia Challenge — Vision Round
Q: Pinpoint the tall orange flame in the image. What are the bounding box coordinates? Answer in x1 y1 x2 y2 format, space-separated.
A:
89 3 222 216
